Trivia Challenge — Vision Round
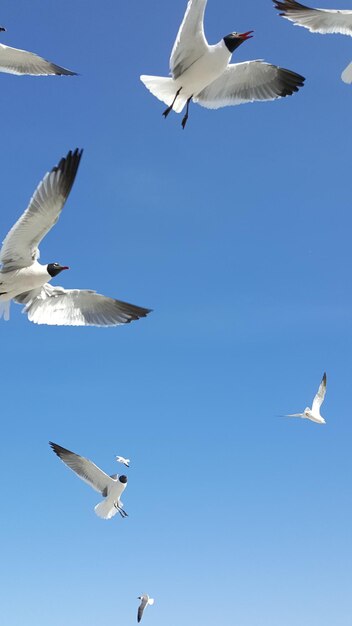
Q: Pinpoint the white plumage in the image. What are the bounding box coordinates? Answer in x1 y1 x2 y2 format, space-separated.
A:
141 0 305 127
285 372 327 424
274 0 352 82
137 595 155 623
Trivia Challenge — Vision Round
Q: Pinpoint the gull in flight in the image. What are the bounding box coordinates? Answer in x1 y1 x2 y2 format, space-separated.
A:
49 442 129 519
285 372 327 424
116 455 130 467
273 0 352 83
0 148 151 326
140 0 305 128
137 595 154 623
0 25 76 75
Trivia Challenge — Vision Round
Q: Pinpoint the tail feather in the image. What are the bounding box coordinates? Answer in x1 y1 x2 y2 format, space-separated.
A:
94 499 119 520
140 75 187 113
0 300 10 321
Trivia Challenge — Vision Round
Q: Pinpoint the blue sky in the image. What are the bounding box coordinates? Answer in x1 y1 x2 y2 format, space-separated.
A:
0 0 351 624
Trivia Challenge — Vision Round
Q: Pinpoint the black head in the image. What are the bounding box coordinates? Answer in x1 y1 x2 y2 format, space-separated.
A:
47 262 69 278
223 31 253 53
0 27 6 33
119 475 128 484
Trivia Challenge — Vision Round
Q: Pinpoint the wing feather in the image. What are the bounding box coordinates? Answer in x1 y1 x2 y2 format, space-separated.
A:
274 0 352 35
49 442 114 495
0 149 82 270
170 0 208 78
312 372 327 412
0 43 76 75
194 61 305 108
15 283 152 327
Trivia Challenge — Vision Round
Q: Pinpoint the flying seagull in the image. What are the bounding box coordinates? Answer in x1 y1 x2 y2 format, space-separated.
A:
116 455 130 467
140 0 305 128
273 0 352 83
49 442 129 519
0 26 76 75
137 595 155 623
284 372 327 424
0 149 151 326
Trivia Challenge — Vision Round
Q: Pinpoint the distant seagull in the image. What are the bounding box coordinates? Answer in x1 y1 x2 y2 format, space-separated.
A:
273 0 352 83
140 0 305 128
0 26 76 75
285 372 327 424
49 442 129 519
0 149 151 326
116 455 130 467
137 595 154 623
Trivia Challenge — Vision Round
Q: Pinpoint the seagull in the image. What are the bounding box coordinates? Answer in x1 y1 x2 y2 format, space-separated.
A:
285 372 327 424
140 0 305 128
137 595 154 623
49 442 129 519
116 455 130 467
0 148 151 326
0 26 76 75
273 0 352 83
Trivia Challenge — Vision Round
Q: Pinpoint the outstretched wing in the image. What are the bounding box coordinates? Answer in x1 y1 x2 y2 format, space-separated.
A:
49 442 115 495
15 283 152 327
0 43 76 75
194 61 305 109
273 0 352 36
312 372 327 412
137 597 148 623
0 149 82 270
170 0 208 79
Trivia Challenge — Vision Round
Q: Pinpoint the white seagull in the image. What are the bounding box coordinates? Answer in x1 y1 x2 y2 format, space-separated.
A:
137 595 155 623
140 0 305 128
116 455 130 467
0 149 151 326
0 25 76 76
273 0 352 83
49 442 129 519
285 372 327 424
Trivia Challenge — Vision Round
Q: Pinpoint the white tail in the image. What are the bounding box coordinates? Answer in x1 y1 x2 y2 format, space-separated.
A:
94 499 119 520
341 62 352 84
0 300 10 321
140 75 187 113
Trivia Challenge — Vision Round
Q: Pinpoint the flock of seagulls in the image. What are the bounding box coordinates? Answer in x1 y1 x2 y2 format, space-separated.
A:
2 0 337 621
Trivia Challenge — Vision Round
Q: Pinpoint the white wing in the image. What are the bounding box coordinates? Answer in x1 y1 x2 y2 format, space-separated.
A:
0 149 82 270
49 442 116 495
312 372 327 412
15 283 151 326
0 43 76 75
170 0 208 79
274 0 352 36
194 61 305 108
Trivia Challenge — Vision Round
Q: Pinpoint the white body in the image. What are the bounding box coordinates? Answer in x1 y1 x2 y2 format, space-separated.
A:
0 262 50 302
116 455 130 467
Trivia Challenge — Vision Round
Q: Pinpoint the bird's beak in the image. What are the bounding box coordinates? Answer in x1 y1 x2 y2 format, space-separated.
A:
61 266 69 271
238 30 254 39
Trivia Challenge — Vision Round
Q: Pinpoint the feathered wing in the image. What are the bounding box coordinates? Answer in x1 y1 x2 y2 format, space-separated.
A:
15 283 151 327
170 0 208 78
0 149 82 270
49 442 115 495
137 597 148 623
312 372 327 412
0 43 76 75
194 61 305 109
273 0 352 36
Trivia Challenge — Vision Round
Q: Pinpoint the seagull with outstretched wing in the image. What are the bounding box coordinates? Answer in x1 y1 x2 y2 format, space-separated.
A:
0 26 76 75
137 595 154 623
285 372 327 424
140 0 305 127
273 0 352 82
0 149 151 326
49 442 129 519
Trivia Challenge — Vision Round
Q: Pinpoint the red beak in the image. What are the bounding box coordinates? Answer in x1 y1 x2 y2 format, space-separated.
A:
61 266 69 270
239 30 254 39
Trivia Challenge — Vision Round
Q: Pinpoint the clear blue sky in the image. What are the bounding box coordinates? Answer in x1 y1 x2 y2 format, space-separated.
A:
0 1 351 625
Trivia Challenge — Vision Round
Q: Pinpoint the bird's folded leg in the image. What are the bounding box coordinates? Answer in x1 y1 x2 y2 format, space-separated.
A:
114 502 128 518
163 87 182 118
181 96 192 129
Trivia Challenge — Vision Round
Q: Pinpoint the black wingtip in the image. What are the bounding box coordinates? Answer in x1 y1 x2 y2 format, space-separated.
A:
278 68 305 97
0 26 6 32
51 148 83 199
49 441 71 459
